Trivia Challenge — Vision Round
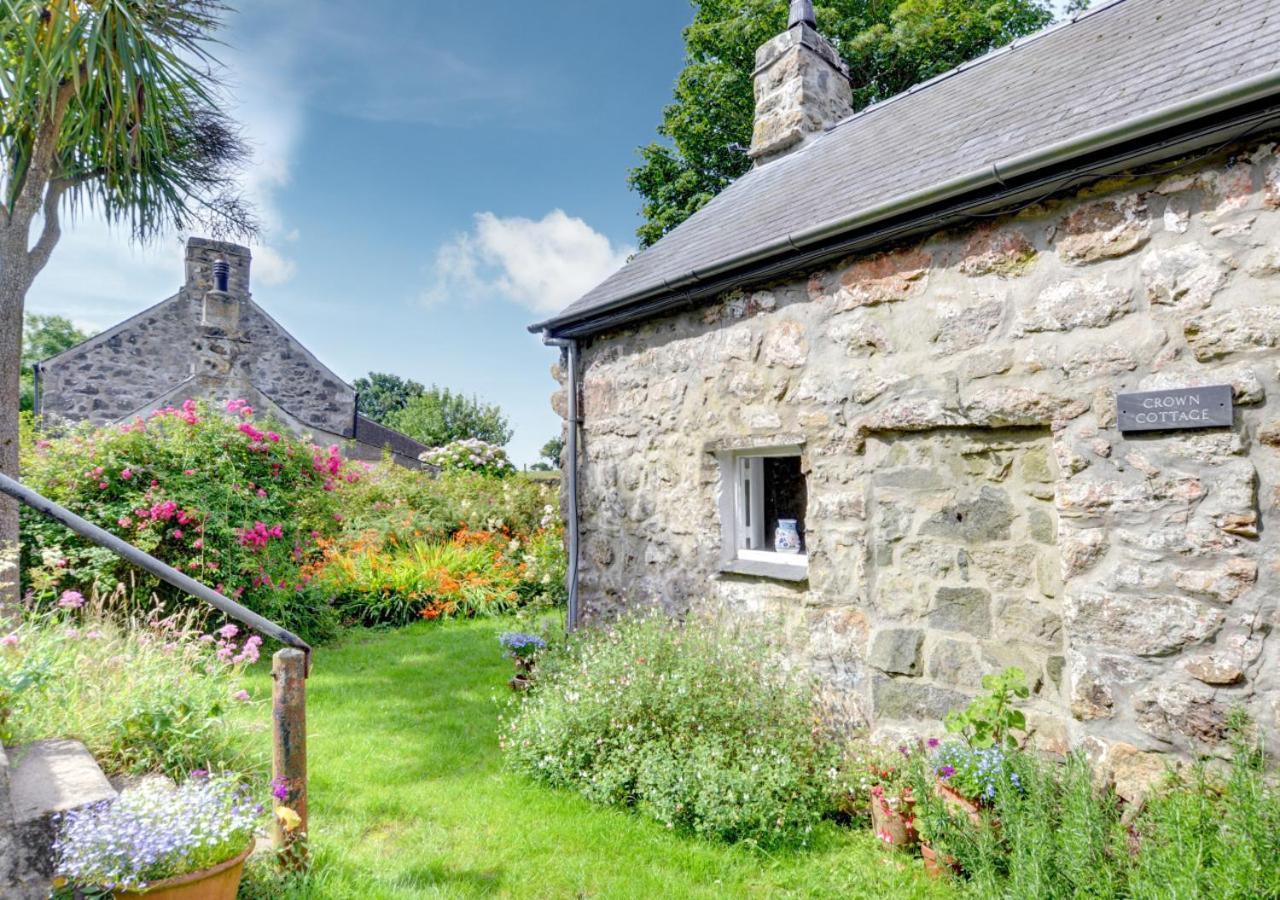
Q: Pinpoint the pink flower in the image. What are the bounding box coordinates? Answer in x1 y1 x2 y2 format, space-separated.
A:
193 539 204 550
97 481 109 490
120 468 133 481
65 627 81 639
233 689 251 702
117 517 133 528
85 630 104 640
58 590 85 609
266 432 281 443
184 469 196 476
0 633 19 649
219 623 240 640
172 529 185 540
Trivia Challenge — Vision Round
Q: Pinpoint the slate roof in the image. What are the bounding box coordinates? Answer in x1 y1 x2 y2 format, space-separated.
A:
353 415 431 462
533 0 1280 337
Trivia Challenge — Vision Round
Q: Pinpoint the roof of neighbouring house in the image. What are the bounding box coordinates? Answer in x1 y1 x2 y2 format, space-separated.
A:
532 0 1280 338
353 414 431 462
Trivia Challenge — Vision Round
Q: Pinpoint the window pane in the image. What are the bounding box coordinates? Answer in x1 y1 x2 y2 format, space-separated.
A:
762 456 806 553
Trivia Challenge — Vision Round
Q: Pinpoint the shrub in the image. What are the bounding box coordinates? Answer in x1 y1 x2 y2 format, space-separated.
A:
20 400 361 643
0 593 265 779
420 438 515 477
501 614 838 847
907 711 1280 898
314 530 525 625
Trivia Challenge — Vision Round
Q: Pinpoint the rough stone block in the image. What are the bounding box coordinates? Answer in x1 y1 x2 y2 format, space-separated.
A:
1141 244 1229 309
1185 306 1280 361
920 487 1015 543
927 586 993 633
1065 590 1224 657
1057 197 1151 264
868 629 925 675
1015 276 1133 333
872 676 969 721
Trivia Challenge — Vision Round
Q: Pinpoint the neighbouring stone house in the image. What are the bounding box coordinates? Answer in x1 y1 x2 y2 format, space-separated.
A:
531 0 1280 781
35 238 428 467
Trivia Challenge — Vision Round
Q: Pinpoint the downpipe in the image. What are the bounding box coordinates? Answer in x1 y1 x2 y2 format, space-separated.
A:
542 335 581 632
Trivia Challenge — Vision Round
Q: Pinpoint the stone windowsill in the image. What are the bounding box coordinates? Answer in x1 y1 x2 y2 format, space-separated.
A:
719 554 809 582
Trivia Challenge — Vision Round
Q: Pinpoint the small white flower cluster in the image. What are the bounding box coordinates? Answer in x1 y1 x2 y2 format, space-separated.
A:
420 438 516 476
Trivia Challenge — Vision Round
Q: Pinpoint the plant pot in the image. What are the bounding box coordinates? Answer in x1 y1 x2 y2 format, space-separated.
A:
920 841 958 879
112 840 253 900
509 673 533 691
935 779 984 827
869 788 917 849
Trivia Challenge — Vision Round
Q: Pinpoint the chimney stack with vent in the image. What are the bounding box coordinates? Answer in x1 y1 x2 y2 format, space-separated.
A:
185 237 251 334
748 0 853 165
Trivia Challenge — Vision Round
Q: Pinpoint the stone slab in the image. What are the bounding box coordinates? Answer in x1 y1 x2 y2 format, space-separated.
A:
9 739 116 824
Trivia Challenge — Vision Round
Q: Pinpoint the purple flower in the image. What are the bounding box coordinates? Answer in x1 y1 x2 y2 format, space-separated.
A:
927 738 940 749
271 777 289 801
939 765 956 779
58 590 85 609
898 745 910 757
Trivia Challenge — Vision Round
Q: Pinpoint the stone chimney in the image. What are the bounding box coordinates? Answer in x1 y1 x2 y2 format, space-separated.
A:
185 237 251 335
748 0 853 165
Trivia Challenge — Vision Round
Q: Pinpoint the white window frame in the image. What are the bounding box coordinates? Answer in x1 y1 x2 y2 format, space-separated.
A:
716 445 808 580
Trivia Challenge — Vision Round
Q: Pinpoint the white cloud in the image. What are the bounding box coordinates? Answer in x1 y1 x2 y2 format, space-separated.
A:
425 210 632 314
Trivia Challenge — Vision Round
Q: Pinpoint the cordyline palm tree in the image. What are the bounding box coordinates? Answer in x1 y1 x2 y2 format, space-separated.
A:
0 0 254 614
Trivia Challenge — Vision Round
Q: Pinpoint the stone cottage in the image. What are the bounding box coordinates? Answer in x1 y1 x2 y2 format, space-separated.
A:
35 238 428 466
531 0 1280 777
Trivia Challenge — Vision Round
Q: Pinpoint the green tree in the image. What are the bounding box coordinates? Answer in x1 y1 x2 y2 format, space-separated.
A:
353 371 426 425
629 0 1056 247
540 436 565 468
388 387 513 449
0 0 254 612
20 313 93 411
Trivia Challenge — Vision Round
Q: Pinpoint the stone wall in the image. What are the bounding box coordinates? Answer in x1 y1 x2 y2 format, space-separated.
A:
563 139 1280 770
40 239 357 441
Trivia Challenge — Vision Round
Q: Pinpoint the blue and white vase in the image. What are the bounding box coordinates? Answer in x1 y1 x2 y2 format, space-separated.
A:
775 519 802 554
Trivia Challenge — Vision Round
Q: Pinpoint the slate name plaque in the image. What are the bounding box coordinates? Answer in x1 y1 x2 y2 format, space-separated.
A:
1117 385 1233 433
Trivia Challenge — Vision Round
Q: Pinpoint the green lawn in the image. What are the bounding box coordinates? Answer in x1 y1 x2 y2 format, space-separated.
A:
243 619 952 899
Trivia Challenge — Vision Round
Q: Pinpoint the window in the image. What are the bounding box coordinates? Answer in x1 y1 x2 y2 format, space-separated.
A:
718 446 808 580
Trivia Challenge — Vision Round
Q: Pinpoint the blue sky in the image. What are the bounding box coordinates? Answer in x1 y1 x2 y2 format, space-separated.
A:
28 0 694 466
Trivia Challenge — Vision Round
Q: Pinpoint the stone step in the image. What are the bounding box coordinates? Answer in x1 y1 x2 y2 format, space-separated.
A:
3 739 117 898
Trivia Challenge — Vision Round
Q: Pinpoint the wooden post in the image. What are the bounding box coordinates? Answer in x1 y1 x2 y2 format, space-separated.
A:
272 648 308 868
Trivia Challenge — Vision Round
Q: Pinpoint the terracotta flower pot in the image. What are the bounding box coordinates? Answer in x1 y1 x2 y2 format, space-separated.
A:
935 779 984 827
869 787 918 849
920 841 958 879
112 841 253 900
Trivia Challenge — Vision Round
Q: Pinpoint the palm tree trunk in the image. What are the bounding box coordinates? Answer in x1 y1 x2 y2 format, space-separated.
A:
0 246 28 622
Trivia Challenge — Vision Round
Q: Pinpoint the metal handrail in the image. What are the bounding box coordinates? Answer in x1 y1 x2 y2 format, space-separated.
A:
0 472 311 666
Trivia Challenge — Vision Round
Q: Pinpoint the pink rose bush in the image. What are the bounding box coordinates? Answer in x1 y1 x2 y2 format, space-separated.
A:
20 400 359 641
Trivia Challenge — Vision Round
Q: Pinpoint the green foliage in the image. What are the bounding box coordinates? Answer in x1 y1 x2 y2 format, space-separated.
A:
908 711 1280 899
1128 711 1280 899
19 400 355 643
539 436 564 467
20 313 92 411
1 0 253 241
944 666 1030 749
502 614 840 848
19 407 565 640
629 0 1056 246
421 438 516 477
388 386 513 448
0 601 264 779
352 371 425 425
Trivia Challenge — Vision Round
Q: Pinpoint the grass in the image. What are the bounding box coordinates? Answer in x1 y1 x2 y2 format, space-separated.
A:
240 618 952 899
